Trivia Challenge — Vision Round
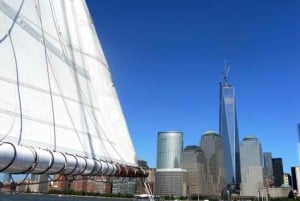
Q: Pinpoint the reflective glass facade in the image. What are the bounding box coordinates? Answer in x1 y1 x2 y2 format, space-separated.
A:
219 83 241 186
156 131 183 169
272 158 284 187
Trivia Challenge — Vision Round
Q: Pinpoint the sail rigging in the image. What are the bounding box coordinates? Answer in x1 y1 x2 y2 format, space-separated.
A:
0 0 147 177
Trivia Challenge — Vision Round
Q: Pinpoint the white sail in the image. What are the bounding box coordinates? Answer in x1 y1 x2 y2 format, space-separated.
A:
0 0 146 177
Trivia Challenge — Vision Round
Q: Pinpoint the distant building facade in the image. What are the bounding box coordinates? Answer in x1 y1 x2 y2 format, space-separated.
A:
291 166 300 196
263 152 274 187
200 130 226 196
240 136 264 196
155 169 188 197
31 174 48 193
155 131 187 196
181 145 207 196
219 80 241 187
272 158 284 187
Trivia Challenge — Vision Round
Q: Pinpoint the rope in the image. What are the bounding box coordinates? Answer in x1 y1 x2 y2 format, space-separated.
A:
35 0 57 150
8 34 23 145
0 0 24 43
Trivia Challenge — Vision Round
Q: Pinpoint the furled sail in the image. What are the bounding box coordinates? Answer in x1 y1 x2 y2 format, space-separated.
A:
0 0 147 177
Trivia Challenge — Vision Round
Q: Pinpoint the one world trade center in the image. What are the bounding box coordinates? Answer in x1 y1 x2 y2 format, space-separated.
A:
219 66 241 189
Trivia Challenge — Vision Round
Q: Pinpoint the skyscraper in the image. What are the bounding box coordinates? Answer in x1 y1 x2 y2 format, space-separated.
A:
263 152 274 187
272 158 284 187
200 130 227 195
219 69 241 187
156 131 183 169
291 166 300 196
240 136 264 196
155 131 187 196
181 145 207 196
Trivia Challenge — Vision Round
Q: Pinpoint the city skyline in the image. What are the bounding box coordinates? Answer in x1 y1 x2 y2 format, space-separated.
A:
86 0 300 173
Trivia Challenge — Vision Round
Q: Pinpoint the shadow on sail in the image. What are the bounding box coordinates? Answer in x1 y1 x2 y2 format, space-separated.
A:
0 0 147 178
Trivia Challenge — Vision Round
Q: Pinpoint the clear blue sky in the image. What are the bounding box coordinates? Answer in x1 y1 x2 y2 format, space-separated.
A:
86 0 300 173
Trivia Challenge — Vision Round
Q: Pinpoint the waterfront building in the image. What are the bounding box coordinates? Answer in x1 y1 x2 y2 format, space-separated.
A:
181 145 207 196
240 136 264 196
291 166 300 196
200 130 226 196
30 174 48 193
155 169 188 197
272 158 284 187
51 175 111 194
155 131 187 196
219 75 241 187
112 179 137 195
263 152 274 187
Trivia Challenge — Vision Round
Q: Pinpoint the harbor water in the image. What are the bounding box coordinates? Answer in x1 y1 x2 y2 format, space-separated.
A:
0 193 130 201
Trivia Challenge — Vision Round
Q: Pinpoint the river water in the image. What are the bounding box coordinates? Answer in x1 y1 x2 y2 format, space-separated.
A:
0 193 130 201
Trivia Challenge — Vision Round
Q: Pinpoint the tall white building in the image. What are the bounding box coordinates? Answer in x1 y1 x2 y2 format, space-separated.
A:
240 136 264 196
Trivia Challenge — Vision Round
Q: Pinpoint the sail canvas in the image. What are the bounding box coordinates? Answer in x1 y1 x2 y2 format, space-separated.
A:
0 0 146 177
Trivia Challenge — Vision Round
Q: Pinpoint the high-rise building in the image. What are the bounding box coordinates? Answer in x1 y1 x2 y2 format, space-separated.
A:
240 136 264 196
156 131 183 169
200 130 226 196
263 152 274 187
181 145 207 196
219 72 241 187
155 131 187 196
291 166 300 196
272 158 284 187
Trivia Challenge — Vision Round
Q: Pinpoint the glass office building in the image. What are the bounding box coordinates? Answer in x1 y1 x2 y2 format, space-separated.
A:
156 131 183 169
219 82 241 187
155 131 187 196
272 158 284 187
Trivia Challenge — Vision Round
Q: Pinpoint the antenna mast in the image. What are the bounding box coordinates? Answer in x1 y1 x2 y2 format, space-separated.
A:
223 60 231 83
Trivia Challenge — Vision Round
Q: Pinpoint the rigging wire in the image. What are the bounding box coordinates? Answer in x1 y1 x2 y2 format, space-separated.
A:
0 0 25 144
0 0 24 43
8 33 23 145
35 0 57 150
47 0 88 155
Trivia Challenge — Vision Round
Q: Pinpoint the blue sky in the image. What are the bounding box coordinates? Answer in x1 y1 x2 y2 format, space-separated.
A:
86 0 300 173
